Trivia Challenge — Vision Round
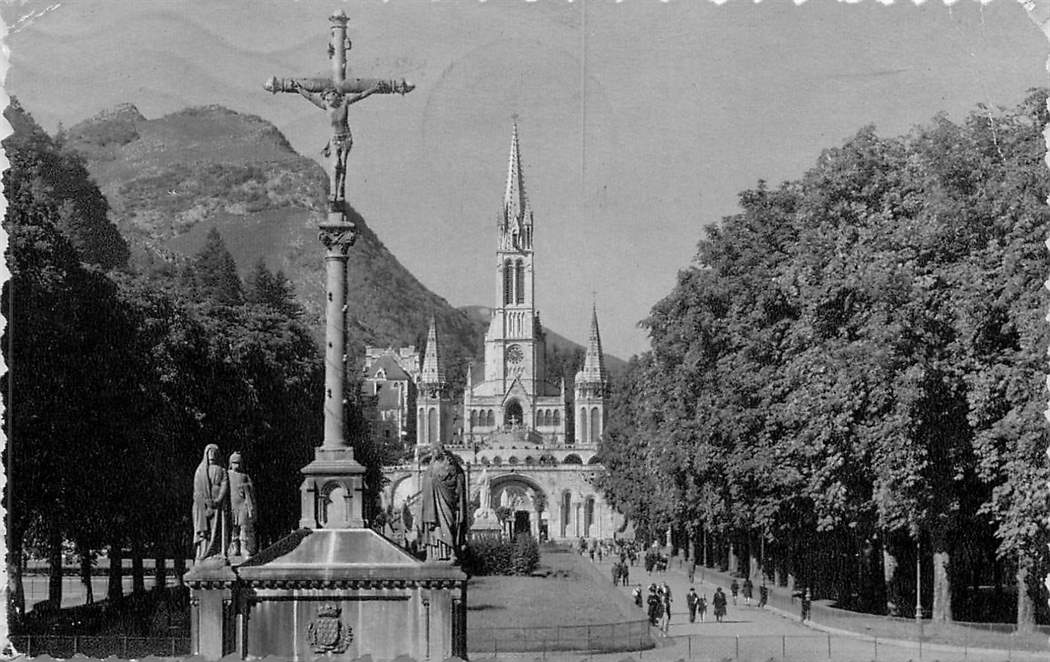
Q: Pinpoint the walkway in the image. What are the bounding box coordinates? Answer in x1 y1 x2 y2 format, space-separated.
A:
473 549 1049 662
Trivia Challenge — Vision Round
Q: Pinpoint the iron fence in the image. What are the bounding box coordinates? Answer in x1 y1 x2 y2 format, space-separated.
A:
468 618 654 653
7 635 192 658
657 633 1050 662
757 587 1050 653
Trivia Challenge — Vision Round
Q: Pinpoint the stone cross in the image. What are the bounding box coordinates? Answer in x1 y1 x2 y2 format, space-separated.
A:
263 10 413 452
264 10 414 221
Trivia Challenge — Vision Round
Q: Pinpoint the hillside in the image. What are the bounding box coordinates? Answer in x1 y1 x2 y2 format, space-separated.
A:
64 104 482 367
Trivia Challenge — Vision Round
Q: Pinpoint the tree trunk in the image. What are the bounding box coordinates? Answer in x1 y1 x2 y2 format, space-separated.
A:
9 543 26 619
173 553 186 587
883 539 903 616
48 527 64 606
107 543 124 602
701 526 709 567
154 555 166 591
930 540 952 622
131 540 145 593
1015 555 1037 634
76 540 94 605
748 537 761 582
859 535 883 614
728 540 740 575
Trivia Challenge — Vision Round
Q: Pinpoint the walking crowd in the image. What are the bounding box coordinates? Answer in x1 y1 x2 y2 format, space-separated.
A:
578 538 813 636
589 541 792 635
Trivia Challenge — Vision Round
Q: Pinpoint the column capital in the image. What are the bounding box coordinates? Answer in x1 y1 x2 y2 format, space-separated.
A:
319 221 357 255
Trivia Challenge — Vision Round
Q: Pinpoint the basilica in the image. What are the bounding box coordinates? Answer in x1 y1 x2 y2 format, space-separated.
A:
379 124 623 542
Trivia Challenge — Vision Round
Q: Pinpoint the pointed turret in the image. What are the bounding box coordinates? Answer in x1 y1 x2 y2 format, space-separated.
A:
578 305 607 384
421 316 445 385
418 316 453 447
574 305 608 446
497 120 534 254
503 120 531 227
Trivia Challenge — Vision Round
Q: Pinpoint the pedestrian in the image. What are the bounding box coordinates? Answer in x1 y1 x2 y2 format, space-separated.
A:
632 584 643 608
800 588 812 622
660 587 672 633
687 559 696 584
712 587 727 623
742 576 753 606
758 583 769 609
698 594 708 623
611 561 620 586
647 586 663 626
686 587 699 623
622 563 630 586
730 578 740 606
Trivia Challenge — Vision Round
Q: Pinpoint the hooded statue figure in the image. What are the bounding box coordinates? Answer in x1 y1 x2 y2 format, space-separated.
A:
419 441 467 563
192 444 230 561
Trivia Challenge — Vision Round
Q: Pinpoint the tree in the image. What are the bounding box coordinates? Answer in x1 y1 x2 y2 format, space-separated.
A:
4 97 128 270
246 258 303 319
600 91 1050 626
189 228 243 305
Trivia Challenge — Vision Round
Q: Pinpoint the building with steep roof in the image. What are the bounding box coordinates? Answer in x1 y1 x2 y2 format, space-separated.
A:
385 122 622 543
362 345 420 461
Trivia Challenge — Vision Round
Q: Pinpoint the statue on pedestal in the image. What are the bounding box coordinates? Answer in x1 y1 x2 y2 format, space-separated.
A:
419 442 467 563
227 452 258 558
473 467 492 518
193 444 230 561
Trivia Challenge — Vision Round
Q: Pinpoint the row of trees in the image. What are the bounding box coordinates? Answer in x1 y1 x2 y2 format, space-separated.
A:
4 99 376 621
599 90 1050 628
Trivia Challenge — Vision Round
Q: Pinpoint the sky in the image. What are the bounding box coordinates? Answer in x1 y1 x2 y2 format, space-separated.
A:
3 0 1048 359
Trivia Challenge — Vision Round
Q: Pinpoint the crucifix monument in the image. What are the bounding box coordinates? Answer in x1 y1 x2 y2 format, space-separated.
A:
266 10 413 470
184 12 466 661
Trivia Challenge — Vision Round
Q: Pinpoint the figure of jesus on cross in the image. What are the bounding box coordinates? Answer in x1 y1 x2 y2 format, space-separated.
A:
265 10 414 217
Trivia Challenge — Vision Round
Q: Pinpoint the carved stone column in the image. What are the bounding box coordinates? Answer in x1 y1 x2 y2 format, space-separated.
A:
319 221 355 449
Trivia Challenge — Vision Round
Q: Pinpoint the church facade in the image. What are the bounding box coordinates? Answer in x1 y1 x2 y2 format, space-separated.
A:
384 124 622 543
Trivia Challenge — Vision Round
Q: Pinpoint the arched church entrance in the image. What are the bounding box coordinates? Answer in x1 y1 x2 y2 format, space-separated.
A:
505 400 524 427
490 474 545 539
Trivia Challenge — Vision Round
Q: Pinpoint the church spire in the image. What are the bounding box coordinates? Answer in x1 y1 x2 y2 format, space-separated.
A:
421 316 445 385
502 119 532 230
580 304 606 383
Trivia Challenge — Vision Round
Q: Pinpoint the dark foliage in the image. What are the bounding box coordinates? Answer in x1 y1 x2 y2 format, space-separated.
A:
462 534 540 576
599 90 1050 627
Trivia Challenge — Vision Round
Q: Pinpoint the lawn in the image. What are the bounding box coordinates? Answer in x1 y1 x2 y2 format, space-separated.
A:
466 545 640 630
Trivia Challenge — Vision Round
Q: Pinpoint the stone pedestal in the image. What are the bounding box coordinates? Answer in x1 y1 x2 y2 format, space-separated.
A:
299 447 366 529
185 559 238 658
186 529 467 661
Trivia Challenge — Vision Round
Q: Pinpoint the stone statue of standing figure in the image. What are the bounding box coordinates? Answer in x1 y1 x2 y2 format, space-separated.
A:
227 451 258 558
419 441 468 563
193 444 230 561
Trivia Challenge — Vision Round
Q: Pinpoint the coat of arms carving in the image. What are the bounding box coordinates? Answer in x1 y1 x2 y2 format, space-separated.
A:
307 603 351 654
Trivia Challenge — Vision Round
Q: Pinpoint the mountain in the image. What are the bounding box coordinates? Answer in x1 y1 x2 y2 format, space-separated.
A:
64 104 482 369
63 103 623 383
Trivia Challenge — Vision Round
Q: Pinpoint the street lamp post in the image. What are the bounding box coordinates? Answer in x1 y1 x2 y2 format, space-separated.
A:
915 534 922 623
